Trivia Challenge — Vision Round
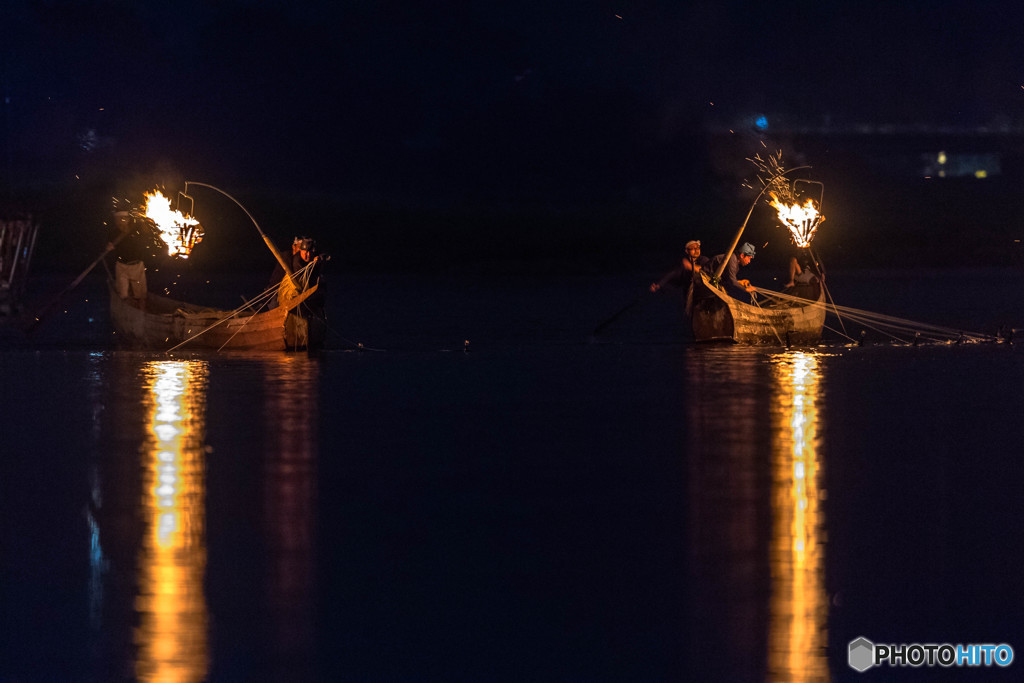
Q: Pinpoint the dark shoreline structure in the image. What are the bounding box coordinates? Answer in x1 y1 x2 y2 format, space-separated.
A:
0 213 39 315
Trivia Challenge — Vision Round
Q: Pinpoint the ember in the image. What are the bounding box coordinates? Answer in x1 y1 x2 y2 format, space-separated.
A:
142 190 204 258
748 152 825 248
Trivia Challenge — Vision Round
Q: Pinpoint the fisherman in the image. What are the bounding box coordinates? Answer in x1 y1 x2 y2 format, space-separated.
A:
292 237 325 309
710 242 757 299
784 246 824 289
649 239 710 293
293 237 320 274
266 236 300 283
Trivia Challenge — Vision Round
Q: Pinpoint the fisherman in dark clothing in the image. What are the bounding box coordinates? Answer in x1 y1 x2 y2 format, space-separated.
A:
710 241 757 300
650 240 711 293
291 237 325 312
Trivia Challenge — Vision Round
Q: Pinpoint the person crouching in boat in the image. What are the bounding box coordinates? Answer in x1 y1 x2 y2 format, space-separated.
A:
784 246 824 290
710 242 757 300
649 239 710 293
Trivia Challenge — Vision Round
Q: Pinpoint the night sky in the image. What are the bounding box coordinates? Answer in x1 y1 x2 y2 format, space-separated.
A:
4 1 1024 267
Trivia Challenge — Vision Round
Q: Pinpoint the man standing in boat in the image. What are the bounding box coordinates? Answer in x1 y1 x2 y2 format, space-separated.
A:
649 239 710 293
293 237 326 312
710 242 757 300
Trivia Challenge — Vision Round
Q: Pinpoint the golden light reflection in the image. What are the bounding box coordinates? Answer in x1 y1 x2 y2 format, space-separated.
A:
768 352 828 682
135 360 210 683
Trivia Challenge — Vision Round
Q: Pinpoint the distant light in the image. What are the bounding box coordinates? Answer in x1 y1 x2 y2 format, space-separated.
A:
975 169 988 179
937 150 947 165
755 115 768 130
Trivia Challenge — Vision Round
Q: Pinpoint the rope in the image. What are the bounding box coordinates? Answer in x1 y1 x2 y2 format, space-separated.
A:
747 291 785 344
164 261 317 352
217 290 274 351
822 322 857 343
753 285 998 344
807 247 847 336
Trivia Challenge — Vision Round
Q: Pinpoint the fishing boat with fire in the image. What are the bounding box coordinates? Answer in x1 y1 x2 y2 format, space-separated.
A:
107 183 325 352
594 153 1007 347
689 270 825 344
690 158 828 345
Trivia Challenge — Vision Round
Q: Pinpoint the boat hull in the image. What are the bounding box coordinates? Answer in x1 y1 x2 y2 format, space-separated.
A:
108 275 324 351
690 273 825 345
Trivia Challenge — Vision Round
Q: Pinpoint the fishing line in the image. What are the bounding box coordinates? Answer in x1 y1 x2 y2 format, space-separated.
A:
754 286 997 344
821 322 857 343
808 246 847 336
748 292 785 344
165 261 316 352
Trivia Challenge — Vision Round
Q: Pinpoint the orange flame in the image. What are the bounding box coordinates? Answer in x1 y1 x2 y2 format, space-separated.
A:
769 194 823 248
143 190 204 258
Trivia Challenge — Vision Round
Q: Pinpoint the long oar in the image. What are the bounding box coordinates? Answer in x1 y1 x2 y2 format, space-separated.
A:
591 292 650 337
592 266 682 337
22 231 129 332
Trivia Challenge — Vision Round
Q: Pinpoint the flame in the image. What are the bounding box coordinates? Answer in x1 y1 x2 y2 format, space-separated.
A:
143 190 204 258
770 193 823 248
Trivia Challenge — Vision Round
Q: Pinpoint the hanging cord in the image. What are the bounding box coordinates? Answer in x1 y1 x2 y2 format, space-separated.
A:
807 247 847 336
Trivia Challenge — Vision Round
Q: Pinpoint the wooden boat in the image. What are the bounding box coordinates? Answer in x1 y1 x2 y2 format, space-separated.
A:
689 271 825 344
108 261 324 351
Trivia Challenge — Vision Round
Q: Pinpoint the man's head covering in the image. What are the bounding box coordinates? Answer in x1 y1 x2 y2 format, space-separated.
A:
739 242 756 257
685 240 701 250
299 238 316 252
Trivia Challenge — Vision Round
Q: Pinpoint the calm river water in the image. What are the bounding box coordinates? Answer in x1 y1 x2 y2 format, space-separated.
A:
2 267 1023 681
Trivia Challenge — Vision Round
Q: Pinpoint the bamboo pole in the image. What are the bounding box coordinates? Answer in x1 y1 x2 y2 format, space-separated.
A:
24 224 129 331
183 181 293 279
713 166 810 281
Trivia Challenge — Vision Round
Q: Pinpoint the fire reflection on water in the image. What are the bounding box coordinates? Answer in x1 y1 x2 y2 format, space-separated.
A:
768 352 828 682
135 360 210 683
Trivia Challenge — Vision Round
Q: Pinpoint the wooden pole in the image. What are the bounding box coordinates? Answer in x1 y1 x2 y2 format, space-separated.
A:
183 181 293 278
713 166 810 281
23 226 130 332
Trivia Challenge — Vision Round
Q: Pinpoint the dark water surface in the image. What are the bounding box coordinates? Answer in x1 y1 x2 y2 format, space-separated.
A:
2 268 1024 681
